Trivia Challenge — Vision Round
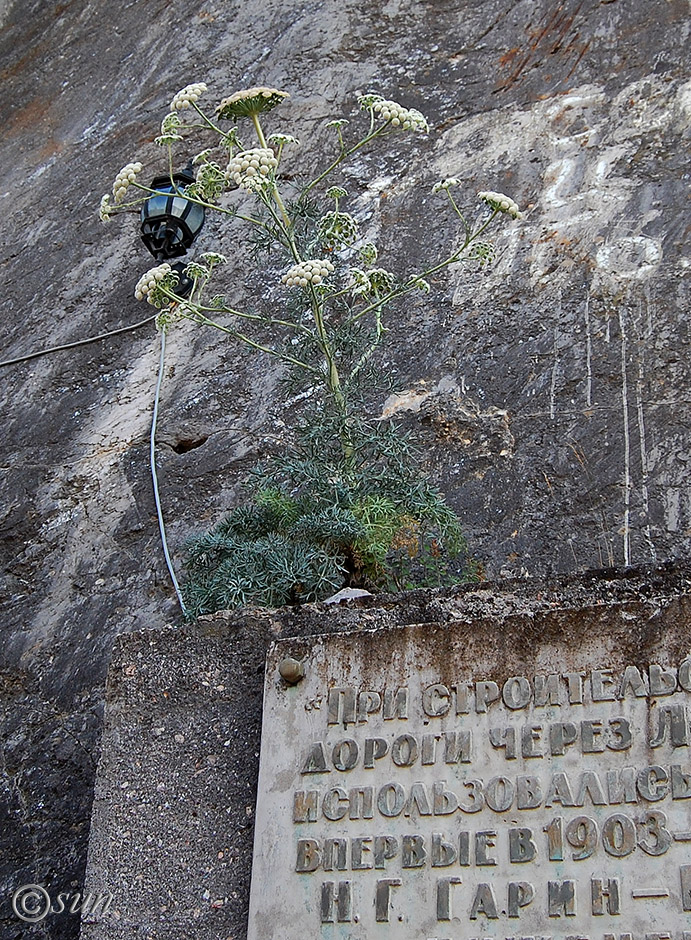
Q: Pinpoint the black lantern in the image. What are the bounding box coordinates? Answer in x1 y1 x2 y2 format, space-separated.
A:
140 165 205 299
140 165 205 261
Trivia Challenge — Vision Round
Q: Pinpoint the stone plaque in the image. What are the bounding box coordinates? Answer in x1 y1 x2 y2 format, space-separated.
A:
247 613 691 939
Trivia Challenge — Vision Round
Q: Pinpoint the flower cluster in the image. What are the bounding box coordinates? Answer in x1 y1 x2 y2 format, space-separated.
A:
282 259 335 288
98 194 113 223
112 162 143 203
227 148 278 191
359 95 428 133
477 190 521 219
217 87 289 120
134 263 176 306
317 211 358 250
268 133 299 149
349 266 396 296
432 178 462 194
170 82 207 112
192 161 228 201
156 111 183 145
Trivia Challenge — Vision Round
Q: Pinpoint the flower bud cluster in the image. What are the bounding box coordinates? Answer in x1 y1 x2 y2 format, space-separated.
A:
360 94 428 132
112 162 143 203
170 82 207 112
432 178 462 194
349 266 395 296
317 211 358 250
134 263 175 306
477 190 521 219
282 259 335 288
227 148 278 191
98 194 113 223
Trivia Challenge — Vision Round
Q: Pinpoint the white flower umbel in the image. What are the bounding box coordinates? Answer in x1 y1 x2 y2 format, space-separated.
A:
217 86 289 120
227 148 278 191
134 263 175 306
282 259 335 288
112 162 143 203
477 190 521 219
359 94 428 133
170 82 207 112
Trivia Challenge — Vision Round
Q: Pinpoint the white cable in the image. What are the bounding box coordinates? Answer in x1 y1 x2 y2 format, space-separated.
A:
150 327 188 616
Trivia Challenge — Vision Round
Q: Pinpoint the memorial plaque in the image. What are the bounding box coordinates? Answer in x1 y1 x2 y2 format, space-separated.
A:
247 615 691 940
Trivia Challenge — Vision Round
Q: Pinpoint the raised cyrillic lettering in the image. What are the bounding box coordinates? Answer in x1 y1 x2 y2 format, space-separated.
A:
348 786 373 820
375 879 400 922
436 877 461 920
321 881 351 922
332 739 358 771
607 767 638 804
548 880 576 916
509 827 537 862
649 663 677 696
363 737 388 768
517 775 543 809
489 726 517 759
373 835 398 869
534 673 561 707
484 776 514 812
403 782 432 817
591 669 617 701
432 781 459 815
327 688 356 725
671 764 691 799
301 742 329 774
322 787 349 820
377 782 405 817
357 690 381 722
402 834 426 868
296 839 320 872
351 837 373 870
637 765 669 801
591 878 621 915
382 687 408 720
443 730 471 764
475 680 500 713
649 704 689 747
431 832 457 867
391 733 418 767
422 683 450 717
508 881 534 916
549 721 577 755
293 789 319 822
503 676 532 709
521 724 543 758
475 830 497 866
619 665 648 698
469 883 498 919
581 719 605 753
323 838 347 871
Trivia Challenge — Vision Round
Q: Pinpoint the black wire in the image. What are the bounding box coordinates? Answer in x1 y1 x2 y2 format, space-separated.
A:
0 315 157 369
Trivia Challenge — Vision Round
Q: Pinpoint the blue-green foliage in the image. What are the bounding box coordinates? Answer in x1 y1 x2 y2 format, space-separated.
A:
182 412 471 618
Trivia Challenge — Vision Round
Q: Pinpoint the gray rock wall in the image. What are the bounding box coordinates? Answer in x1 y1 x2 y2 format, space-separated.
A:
0 0 688 937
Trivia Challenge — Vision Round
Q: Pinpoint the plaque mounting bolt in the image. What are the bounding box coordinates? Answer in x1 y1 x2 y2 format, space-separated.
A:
278 657 305 685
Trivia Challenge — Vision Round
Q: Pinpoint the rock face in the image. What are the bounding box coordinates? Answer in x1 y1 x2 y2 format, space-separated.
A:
0 0 688 937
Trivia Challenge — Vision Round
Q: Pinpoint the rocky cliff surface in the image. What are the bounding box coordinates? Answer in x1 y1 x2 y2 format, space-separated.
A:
0 0 688 937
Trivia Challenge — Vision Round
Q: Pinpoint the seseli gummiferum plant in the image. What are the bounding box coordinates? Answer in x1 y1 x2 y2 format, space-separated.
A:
100 84 521 618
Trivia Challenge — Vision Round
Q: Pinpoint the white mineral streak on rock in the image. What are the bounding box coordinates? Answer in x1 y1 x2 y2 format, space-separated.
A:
432 76 682 300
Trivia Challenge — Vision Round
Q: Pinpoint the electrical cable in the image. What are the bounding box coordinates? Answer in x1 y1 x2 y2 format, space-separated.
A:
150 327 188 618
0 315 157 369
